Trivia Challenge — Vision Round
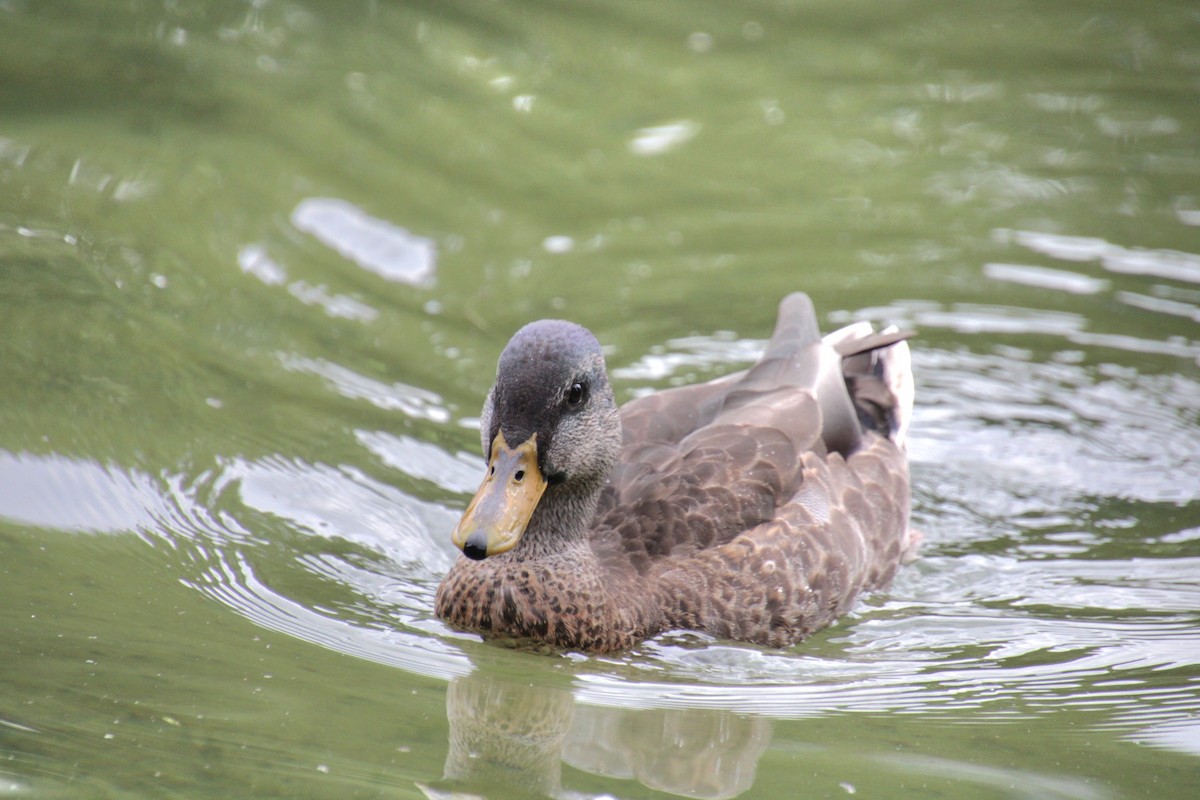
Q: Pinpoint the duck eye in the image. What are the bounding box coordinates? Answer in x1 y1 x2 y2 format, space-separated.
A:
567 381 587 406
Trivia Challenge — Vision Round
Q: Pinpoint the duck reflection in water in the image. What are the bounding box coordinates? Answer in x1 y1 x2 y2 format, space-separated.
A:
418 671 771 800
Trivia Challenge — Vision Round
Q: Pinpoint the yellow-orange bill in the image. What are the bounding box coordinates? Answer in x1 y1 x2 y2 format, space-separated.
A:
451 431 547 559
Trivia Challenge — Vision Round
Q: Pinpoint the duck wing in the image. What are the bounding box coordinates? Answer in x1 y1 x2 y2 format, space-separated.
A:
588 296 907 618
592 293 893 574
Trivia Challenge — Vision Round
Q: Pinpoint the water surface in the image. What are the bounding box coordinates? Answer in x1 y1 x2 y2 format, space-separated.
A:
2 2 1198 798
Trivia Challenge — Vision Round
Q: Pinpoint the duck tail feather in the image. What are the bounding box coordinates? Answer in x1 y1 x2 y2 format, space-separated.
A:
764 292 822 359
824 323 915 452
878 326 914 451
831 328 914 358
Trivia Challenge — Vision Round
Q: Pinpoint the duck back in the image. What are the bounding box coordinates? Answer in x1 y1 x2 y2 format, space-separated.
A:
590 293 914 645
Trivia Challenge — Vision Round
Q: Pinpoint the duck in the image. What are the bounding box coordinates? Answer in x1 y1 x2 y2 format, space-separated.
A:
435 292 916 653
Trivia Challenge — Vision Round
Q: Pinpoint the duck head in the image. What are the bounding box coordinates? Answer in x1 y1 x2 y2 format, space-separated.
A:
452 320 621 560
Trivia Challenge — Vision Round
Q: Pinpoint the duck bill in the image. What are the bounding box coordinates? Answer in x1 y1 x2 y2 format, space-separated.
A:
452 432 547 560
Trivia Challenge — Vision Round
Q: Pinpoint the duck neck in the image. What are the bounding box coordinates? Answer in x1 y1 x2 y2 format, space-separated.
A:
511 478 602 562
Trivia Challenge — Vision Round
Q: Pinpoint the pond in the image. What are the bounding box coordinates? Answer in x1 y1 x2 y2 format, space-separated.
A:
1 1 1198 798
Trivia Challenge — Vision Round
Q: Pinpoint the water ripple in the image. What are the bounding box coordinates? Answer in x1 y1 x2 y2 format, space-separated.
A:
185 550 470 681
911 348 1200 505
12 339 1195 764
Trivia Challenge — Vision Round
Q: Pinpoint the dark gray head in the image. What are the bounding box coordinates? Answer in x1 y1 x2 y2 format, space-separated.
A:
481 319 621 488
451 320 622 560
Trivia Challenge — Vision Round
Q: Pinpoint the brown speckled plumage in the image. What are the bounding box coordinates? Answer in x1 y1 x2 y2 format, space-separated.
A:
435 293 916 652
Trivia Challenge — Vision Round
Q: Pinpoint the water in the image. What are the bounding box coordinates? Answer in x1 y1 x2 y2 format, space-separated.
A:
2 1 1198 797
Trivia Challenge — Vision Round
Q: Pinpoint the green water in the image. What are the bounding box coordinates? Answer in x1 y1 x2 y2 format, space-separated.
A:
2 1 1199 798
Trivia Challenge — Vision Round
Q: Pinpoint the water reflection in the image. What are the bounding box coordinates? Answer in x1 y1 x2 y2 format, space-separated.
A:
280 354 453 423
428 672 770 800
628 120 701 156
872 753 1110 800
427 666 1124 800
238 243 380 321
0 451 169 534
983 262 1110 295
997 228 1200 285
835 296 1200 362
291 197 438 287
844 227 1200 364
